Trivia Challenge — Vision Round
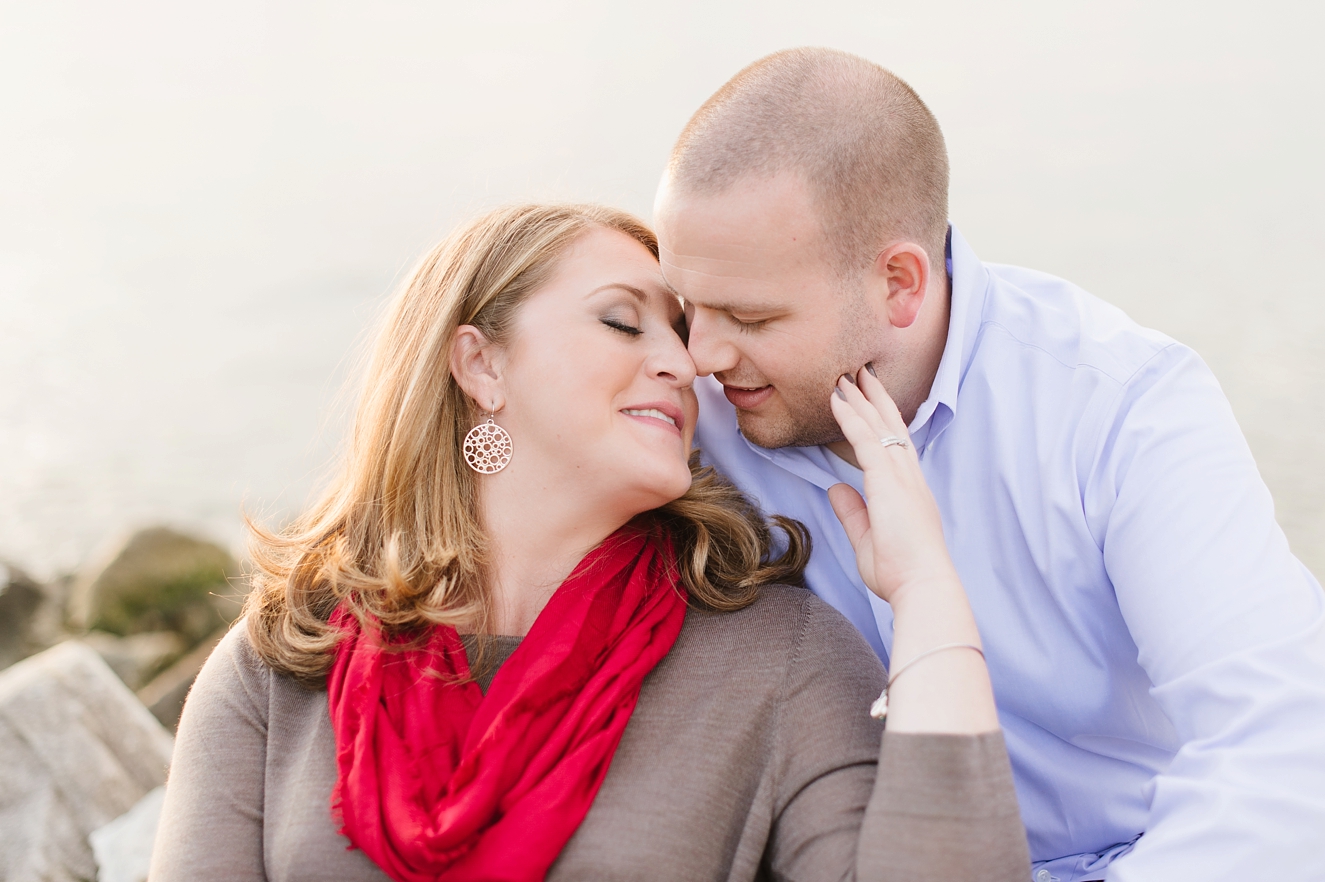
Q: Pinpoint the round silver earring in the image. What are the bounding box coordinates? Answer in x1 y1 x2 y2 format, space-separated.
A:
463 405 513 474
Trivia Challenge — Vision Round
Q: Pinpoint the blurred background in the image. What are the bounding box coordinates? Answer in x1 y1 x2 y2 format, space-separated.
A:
3 0 1323 582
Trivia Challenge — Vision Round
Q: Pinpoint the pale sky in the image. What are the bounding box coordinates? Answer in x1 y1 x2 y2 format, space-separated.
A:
1 0 1322 577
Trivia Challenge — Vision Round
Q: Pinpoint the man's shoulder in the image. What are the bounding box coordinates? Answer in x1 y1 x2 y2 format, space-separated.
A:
977 261 1181 388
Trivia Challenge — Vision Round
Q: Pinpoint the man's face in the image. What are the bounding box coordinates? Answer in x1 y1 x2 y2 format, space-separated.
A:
655 172 879 449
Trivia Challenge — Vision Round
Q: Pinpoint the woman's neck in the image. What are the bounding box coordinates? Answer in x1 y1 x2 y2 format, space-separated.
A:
477 477 630 636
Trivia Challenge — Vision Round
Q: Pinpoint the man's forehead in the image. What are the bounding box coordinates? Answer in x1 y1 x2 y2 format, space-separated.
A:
660 264 828 322
659 243 783 279
657 168 815 223
658 185 829 281
658 232 832 312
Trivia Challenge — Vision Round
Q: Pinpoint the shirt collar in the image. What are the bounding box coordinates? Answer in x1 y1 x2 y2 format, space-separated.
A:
906 224 989 454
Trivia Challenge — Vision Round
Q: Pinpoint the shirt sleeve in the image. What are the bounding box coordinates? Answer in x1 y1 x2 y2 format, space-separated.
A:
149 626 270 882
765 595 1030 881
1085 344 1325 881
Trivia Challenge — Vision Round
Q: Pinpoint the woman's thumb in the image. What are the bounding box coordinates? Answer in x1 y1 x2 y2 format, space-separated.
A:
827 483 870 552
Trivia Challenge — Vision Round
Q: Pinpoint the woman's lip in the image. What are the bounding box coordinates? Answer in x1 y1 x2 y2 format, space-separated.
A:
722 384 775 410
620 401 686 435
622 412 683 438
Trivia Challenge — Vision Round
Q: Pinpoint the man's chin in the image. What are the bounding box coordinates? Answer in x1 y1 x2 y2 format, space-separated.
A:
734 410 842 450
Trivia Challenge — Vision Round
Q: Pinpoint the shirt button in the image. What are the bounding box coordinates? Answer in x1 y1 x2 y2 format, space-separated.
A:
1035 872 1058 882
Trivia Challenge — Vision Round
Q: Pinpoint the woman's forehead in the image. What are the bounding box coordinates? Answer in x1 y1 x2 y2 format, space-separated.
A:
549 228 677 313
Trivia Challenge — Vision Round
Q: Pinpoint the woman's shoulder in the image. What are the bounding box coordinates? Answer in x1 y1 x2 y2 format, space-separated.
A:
689 583 880 647
182 620 323 726
637 585 885 797
203 620 270 684
679 584 885 685
182 623 271 716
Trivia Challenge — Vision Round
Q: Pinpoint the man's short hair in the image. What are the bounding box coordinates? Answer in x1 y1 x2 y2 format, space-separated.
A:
667 47 949 276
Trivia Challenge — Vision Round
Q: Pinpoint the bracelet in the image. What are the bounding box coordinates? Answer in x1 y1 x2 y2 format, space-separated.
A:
868 642 985 720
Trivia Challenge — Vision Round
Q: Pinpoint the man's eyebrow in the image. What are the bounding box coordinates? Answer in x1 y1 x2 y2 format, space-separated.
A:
685 298 783 314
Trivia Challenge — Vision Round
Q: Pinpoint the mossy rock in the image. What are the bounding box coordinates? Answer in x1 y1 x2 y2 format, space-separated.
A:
75 527 242 647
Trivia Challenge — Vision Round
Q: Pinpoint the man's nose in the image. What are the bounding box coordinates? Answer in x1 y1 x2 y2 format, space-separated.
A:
685 309 737 378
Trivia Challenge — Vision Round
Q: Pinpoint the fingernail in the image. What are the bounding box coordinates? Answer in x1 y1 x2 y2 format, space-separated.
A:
841 373 857 385
834 384 846 400
865 362 877 377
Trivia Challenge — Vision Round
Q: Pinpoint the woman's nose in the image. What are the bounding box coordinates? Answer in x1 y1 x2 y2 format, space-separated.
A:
650 333 698 388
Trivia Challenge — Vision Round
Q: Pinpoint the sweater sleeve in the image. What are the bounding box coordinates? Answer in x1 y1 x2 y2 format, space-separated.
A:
765 595 1030 881
150 625 270 882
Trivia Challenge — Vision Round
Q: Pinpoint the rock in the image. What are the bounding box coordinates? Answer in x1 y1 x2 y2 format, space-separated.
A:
0 561 46 670
33 573 77 644
90 786 165 882
136 628 226 731
80 631 186 691
0 641 174 882
71 527 243 647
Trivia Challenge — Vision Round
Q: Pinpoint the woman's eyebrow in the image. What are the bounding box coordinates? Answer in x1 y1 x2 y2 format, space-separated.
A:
587 283 674 306
587 283 648 302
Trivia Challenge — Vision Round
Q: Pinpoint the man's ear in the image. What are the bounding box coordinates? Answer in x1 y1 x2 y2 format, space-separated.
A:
450 325 505 411
871 243 931 330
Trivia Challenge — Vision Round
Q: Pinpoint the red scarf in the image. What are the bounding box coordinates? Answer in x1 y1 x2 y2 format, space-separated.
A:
325 524 687 882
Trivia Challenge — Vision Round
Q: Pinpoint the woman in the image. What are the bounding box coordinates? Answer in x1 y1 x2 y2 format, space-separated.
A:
151 204 1029 880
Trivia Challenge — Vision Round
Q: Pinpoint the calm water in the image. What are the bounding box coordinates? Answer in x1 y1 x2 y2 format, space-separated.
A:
2 1 1322 580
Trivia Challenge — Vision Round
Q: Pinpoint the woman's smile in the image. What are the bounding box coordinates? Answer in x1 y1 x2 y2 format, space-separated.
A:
620 401 685 436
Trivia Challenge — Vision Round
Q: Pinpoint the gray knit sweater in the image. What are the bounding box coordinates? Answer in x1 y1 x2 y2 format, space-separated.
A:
150 585 1030 881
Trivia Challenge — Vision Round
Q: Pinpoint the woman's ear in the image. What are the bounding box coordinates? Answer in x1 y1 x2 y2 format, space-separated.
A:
450 325 505 411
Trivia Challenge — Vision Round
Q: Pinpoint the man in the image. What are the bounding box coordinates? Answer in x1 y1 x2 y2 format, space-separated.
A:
655 48 1325 881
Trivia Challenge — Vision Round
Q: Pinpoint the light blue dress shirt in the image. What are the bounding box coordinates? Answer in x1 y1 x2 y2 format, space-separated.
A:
693 226 1325 881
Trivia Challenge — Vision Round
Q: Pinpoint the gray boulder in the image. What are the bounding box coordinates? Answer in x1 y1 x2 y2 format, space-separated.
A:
90 786 165 882
80 631 186 691
0 562 46 670
71 527 243 647
0 641 174 882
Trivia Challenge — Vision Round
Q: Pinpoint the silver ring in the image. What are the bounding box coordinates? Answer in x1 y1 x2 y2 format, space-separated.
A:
880 436 909 449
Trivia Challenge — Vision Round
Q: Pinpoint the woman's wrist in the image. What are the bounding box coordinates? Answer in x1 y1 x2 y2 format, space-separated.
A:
883 567 967 614
886 571 983 651
881 571 999 734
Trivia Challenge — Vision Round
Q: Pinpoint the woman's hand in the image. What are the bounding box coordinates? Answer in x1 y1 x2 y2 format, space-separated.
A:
827 366 960 607
829 365 999 735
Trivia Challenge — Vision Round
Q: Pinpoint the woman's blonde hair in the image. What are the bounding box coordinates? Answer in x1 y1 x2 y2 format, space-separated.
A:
243 203 809 685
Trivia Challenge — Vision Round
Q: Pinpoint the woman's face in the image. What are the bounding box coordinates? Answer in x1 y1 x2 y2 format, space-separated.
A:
494 226 698 519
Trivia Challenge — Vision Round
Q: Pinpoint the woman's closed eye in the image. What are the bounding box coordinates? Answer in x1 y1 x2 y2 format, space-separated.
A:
601 317 643 336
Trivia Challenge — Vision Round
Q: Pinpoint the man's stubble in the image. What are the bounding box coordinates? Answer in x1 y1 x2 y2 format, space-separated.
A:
736 289 879 450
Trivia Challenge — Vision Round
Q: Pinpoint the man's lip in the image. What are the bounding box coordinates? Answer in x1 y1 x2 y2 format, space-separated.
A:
620 400 686 435
722 384 775 410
